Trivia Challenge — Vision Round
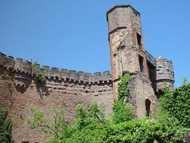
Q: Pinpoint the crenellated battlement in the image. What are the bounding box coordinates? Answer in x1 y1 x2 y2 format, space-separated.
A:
0 52 112 84
40 66 111 83
0 52 15 69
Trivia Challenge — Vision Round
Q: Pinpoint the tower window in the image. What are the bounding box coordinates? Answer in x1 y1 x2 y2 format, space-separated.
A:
145 99 151 117
139 55 144 72
137 33 142 48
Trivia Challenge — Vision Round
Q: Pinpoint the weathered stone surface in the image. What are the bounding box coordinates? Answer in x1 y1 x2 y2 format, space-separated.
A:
184 133 190 143
155 58 175 91
107 5 174 119
0 66 113 143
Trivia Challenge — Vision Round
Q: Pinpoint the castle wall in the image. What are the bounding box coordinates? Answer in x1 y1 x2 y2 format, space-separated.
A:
0 4 176 143
0 52 113 143
10 84 93 143
128 73 156 118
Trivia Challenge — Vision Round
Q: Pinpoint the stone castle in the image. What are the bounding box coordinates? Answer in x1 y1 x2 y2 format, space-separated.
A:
0 5 174 143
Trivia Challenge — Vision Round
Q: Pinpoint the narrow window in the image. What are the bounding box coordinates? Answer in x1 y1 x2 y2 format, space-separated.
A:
137 33 142 48
145 99 151 117
139 55 144 72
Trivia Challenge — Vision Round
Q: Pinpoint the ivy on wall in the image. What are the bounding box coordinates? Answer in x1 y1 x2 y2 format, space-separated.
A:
31 61 46 84
118 73 130 100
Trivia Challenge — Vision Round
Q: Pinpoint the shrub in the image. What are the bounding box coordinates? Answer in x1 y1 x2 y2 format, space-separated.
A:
31 61 46 84
159 84 190 128
0 110 12 143
112 100 132 123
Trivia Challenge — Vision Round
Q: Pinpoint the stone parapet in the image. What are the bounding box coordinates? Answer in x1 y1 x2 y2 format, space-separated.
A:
0 52 15 68
0 52 111 83
15 58 32 73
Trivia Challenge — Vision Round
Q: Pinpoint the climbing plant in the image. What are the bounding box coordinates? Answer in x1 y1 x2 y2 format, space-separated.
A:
31 61 46 84
118 73 130 100
112 73 133 123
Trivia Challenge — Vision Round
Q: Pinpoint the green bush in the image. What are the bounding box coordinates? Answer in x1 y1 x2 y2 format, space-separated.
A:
34 72 46 84
28 76 189 143
28 107 65 142
0 110 12 143
32 61 46 84
159 84 190 128
106 118 184 143
112 100 132 123
75 103 105 130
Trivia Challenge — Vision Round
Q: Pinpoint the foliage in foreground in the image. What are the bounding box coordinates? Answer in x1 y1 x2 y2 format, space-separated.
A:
29 101 186 143
28 75 190 143
159 83 190 128
28 107 65 141
0 110 12 143
112 100 133 124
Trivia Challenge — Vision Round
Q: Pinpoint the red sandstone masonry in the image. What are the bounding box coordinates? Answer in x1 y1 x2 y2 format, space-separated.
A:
106 5 174 117
0 52 113 143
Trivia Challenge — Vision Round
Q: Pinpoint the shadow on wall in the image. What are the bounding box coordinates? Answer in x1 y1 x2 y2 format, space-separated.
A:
15 86 28 94
15 72 33 94
35 84 49 99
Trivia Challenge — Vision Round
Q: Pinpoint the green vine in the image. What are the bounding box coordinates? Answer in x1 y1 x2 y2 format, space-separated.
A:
32 61 46 84
118 73 131 101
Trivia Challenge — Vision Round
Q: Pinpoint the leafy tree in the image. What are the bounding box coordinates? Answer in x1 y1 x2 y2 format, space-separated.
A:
159 84 190 128
61 122 107 143
28 107 65 142
112 100 132 123
75 104 88 130
75 102 105 130
50 103 106 143
0 110 12 143
106 118 184 143
28 75 190 143
182 77 188 85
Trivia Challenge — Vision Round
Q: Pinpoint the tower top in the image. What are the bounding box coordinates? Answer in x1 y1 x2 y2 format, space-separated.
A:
106 5 140 21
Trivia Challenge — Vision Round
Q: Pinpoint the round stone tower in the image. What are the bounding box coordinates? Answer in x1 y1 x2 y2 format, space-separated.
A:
155 58 175 93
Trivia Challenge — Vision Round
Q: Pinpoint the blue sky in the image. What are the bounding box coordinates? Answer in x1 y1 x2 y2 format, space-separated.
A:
0 0 189 87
